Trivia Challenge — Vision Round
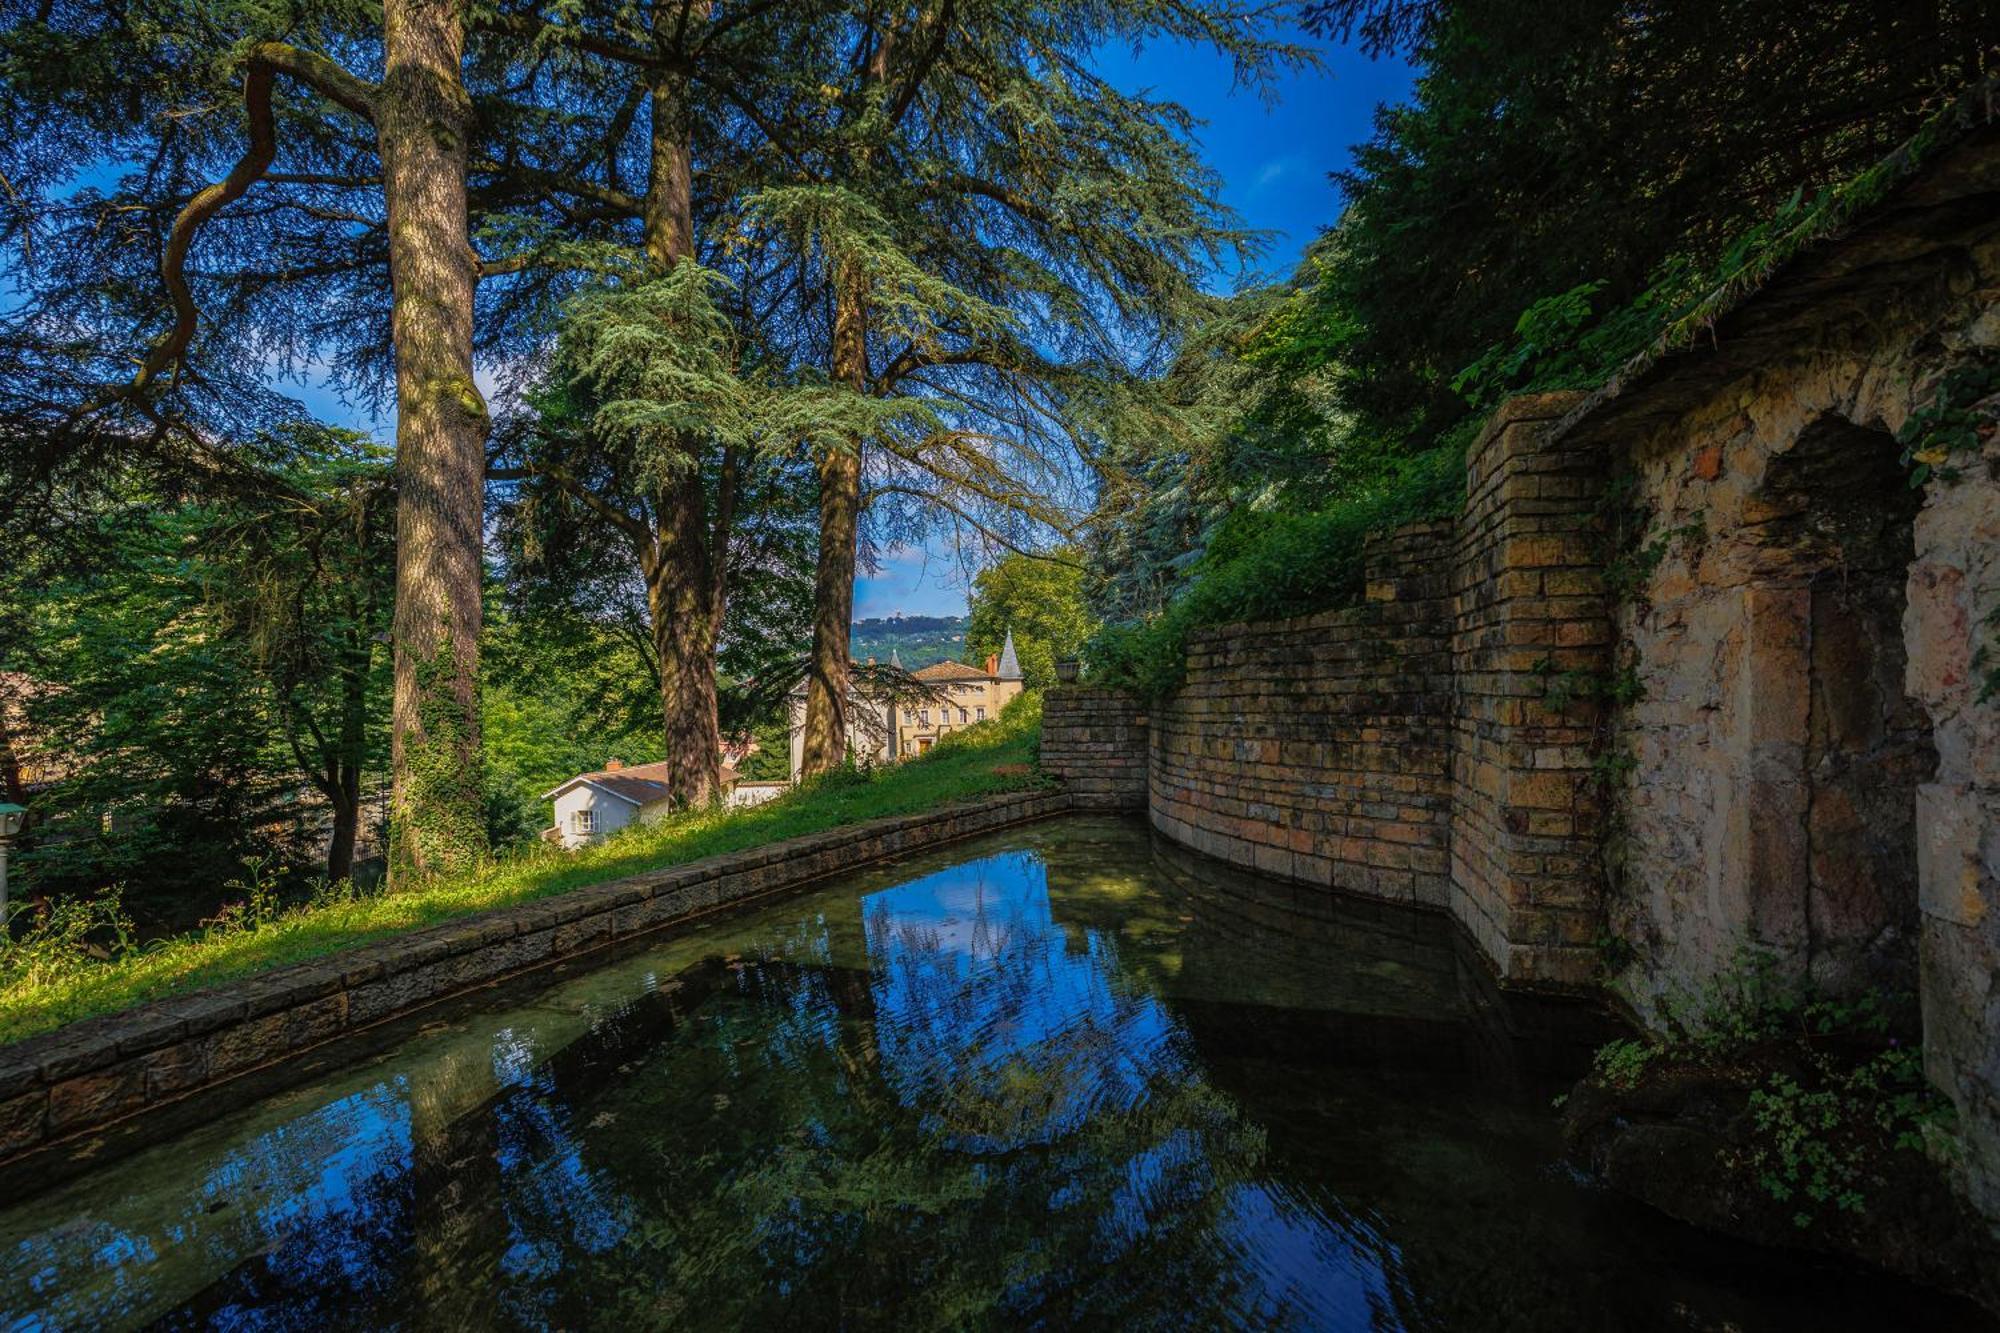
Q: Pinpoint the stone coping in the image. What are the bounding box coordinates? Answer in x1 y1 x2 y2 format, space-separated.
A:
0 789 1072 1171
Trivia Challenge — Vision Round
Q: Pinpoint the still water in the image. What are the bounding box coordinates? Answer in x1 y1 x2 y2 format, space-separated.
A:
0 817 1990 1331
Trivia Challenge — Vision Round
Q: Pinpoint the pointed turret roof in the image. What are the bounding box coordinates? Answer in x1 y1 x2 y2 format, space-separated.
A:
997 629 1022 681
890 647 903 670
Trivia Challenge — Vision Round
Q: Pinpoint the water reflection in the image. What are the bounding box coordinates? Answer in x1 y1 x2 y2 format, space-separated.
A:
0 818 1991 1331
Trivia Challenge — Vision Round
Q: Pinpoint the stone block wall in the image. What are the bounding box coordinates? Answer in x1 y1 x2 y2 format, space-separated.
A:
1147 522 1457 905
1039 133 2000 1223
1449 393 1612 986
0 789 1072 1177
1582 228 2000 1213
1047 398 1612 988
1039 689 1148 810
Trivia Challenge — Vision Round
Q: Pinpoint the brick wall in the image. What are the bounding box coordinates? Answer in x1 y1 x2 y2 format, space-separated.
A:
1041 399 1611 988
1449 393 1611 986
1146 522 1457 905
1039 688 1148 810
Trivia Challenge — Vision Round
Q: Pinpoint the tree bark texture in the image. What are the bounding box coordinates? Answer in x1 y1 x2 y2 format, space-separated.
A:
639 48 727 808
382 0 490 880
801 265 868 777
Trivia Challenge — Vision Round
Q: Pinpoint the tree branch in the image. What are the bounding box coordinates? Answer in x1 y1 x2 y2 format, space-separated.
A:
133 42 378 394
488 458 651 547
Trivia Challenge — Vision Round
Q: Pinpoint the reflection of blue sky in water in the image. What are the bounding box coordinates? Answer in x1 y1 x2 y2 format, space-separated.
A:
866 850 1177 1148
488 1030 627 1320
859 848 1397 1326
4 1082 415 1330
5 822 1954 1332
0 844 1403 1330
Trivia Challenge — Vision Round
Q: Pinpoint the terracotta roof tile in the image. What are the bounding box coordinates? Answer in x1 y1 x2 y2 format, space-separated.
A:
910 660 990 682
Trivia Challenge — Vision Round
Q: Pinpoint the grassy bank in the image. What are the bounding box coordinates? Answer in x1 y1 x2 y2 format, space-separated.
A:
0 694 1048 1048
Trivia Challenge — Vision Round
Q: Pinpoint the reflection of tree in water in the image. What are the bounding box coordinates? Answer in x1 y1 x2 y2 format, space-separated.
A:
541 871 1373 1330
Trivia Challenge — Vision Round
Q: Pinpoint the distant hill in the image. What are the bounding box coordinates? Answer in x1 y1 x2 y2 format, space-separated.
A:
851 615 969 669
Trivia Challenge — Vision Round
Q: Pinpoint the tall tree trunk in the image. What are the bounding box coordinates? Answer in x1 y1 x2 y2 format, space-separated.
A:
644 522 724 806
328 621 373 883
381 0 489 881
327 788 360 884
639 42 726 807
801 266 868 777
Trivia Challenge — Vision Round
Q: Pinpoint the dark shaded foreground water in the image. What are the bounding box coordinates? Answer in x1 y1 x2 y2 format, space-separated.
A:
1 817 1992 1332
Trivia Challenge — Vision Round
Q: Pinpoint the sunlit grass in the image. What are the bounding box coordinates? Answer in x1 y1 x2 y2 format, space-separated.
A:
0 694 1047 1048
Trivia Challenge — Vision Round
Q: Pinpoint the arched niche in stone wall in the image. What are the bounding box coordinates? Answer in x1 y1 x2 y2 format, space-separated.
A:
1736 412 1937 1011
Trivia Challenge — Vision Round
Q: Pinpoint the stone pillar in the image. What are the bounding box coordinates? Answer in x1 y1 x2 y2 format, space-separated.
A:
1040 688 1149 811
1906 444 2000 1217
1450 392 1611 986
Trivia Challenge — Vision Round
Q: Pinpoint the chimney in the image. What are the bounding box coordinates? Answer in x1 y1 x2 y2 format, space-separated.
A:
867 656 876 666
985 654 998 676
605 757 624 772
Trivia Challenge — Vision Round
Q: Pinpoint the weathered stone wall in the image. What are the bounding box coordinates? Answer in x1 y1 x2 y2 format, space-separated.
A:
0 789 1071 1173
1147 522 1457 904
1581 216 2000 1212
1038 689 1148 810
1039 127 2000 1218
1048 398 1613 989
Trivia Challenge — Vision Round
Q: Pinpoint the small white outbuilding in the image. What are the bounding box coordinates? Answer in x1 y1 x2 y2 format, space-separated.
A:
541 759 741 850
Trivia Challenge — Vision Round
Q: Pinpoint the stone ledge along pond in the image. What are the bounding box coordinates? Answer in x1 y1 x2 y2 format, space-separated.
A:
0 817 1991 1331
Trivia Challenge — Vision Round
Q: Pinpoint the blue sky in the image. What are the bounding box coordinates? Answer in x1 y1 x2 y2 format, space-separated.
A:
858 29 1412 618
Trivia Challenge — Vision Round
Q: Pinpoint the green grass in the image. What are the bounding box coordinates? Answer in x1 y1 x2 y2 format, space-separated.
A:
0 693 1048 1048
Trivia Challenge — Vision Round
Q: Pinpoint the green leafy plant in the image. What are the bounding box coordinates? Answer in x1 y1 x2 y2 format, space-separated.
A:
1897 353 2000 488
1084 448 1462 697
0 889 138 993
1589 948 1954 1227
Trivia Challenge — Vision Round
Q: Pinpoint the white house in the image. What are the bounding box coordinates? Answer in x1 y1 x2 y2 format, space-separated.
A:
541 759 740 850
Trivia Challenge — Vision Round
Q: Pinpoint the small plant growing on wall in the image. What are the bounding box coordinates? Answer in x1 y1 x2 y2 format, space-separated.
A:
1569 947 1955 1231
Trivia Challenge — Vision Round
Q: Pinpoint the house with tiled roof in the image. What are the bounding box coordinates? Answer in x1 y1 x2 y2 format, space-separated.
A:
541 758 741 850
784 631 1025 780
893 631 1024 757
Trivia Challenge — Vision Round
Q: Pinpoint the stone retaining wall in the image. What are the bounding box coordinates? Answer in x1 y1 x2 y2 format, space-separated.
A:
1148 522 1457 906
1039 688 1148 809
0 789 1071 1170
1448 394 1611 986
1039 122 2000 1220
1051 398 1611 988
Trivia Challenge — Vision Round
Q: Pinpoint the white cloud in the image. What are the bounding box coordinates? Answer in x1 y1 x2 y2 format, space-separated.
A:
1253 156 1302 190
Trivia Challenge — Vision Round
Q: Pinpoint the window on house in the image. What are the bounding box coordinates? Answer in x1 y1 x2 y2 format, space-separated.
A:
919 709 930 726
976 707 986 722
572 808 596 835
959 708 968 724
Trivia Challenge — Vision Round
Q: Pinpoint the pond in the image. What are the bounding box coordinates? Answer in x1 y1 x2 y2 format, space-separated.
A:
0 816 1990 1331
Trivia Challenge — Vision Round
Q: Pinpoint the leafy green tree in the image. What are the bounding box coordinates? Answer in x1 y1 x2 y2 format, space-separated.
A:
199 427 396 883
772 1 1303 778
1295 0 2000 447
0 0 502 879
476 0 830 808
965 553 1096 690
0 426 396 915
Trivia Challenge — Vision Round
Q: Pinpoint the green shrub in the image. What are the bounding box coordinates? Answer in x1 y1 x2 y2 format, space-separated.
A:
1084 448 1462 697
